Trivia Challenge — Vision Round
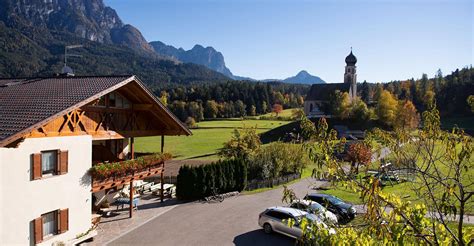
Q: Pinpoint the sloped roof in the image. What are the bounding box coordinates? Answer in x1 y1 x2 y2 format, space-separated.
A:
0 75 190 147
306 83 351 101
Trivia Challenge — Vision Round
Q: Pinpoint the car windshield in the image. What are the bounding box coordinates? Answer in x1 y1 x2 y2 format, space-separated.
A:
326 196 345 205
304 213 322 223
309 202 324 211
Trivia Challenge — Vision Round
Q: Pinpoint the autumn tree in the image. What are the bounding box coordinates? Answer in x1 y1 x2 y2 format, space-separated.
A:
376 90 398 126
272 103 283 116
204 100 218 119
330 91 351 119
350 98 370 123
347 141 372 174
394 100 420 130
159 91 168 106
467 95 474 112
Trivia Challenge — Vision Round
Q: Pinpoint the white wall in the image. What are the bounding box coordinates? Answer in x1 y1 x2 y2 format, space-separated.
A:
0 135 92 246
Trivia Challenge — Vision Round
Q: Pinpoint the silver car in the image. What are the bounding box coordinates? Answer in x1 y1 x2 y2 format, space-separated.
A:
258 206 334 239
289 199 338 225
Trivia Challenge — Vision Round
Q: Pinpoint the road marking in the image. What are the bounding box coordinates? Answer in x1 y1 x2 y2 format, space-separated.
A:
104 205 178 245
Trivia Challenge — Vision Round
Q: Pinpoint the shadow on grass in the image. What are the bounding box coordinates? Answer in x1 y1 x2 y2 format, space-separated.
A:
233 229 295 246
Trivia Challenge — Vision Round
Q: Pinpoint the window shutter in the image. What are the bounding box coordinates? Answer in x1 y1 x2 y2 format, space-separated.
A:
59 208 69 234
34 217 43 244
59 150 68 175
32 153 42 180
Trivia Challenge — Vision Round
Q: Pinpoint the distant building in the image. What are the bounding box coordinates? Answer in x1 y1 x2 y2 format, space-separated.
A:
304 50 358 117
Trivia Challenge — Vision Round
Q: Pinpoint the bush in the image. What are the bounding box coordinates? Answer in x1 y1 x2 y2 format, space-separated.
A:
248 142 310 180
176 158 247 200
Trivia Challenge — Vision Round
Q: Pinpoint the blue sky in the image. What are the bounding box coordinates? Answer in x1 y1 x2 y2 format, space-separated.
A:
105 0 473 83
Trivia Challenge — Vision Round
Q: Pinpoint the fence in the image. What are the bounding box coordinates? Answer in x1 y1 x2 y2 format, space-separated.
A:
245 173 301 191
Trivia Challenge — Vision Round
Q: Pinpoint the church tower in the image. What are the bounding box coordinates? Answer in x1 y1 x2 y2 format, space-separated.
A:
344 49 357 100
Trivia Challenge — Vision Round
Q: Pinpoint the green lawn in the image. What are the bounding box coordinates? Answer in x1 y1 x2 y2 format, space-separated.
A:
135 119 292 160
260 108 297 118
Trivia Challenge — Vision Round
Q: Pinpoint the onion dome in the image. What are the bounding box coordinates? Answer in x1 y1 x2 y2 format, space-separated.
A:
345 50 357 66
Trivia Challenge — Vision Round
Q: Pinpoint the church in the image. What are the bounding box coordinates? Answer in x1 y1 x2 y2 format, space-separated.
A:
304 50 358 117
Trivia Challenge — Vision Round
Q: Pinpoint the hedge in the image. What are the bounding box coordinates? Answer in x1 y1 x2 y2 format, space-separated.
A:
176 158 247 200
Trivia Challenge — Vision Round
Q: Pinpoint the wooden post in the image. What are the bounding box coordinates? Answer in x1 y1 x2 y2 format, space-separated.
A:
130 137 135 160
129 180 134 218
129 137 135 218
160 162 164 203
161 135 164 153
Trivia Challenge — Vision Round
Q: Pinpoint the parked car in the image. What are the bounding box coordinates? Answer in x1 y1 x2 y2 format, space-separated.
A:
289 199 338 225
258 207 335 239
304 194 356 224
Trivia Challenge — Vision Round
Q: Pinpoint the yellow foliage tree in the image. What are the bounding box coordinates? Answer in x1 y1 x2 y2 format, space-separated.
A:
376 90 398 126
395 100 420 130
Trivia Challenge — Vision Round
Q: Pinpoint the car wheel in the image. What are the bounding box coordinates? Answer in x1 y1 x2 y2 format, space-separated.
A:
263 223 273 234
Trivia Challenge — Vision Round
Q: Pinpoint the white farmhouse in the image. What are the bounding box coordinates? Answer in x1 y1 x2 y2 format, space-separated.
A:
0 75 190 245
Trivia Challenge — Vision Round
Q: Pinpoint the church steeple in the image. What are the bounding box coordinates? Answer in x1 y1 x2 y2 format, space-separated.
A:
344 48 357 100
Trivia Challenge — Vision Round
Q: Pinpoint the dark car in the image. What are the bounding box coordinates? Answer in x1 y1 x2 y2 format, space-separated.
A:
304 194 356 224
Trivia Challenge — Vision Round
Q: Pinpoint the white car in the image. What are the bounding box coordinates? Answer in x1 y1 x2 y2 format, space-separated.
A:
258 206 335 239
289 199 338 225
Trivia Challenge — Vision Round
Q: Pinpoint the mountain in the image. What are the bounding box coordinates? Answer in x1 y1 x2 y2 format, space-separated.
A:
282 70 326 84
150 41 234 78
0 0 230 88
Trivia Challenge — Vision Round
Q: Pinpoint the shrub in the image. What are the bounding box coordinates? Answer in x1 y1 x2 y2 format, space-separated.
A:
248 142 310 180
176 158 247 200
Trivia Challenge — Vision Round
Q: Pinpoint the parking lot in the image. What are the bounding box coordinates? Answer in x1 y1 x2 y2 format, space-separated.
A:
108 178 323 246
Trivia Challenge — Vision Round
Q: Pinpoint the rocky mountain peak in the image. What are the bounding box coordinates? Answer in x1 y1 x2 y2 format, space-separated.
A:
0 0 152 52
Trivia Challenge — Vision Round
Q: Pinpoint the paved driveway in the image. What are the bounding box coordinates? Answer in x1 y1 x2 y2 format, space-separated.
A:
109 178 323 246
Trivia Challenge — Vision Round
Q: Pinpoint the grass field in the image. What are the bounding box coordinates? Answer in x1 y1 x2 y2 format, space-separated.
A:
260 108 296 118
135 119 292 160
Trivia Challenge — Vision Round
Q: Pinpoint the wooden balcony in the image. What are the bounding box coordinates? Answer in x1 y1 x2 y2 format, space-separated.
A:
91 159 165 192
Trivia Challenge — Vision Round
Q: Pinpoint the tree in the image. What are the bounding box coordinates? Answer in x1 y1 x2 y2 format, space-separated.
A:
467 95 474 112
219 126 261 160
361 80 370 103
234 100 246 117
204 100 218 119
261 101 268 114
272 103 283 116
185 117 196 128
347 142 372 174
376 90 398 126
394 100 420 130
249 105 257 116
291 108 304 120
330 91 351 119
350 98 370 123
284 106 474 245
159 91 168 106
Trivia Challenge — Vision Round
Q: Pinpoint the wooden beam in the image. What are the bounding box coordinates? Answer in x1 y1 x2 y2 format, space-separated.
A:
129 180 134 218
132 104 153 111
160 167 164 203
130 137 135 160
161 135 164 153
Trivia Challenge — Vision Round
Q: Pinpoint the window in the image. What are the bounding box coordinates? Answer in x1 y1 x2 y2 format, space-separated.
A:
109 93 116 107
266 211 291 220
108 92 131 109
41 150 57 175
42 211 57 238
34 208 68 244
